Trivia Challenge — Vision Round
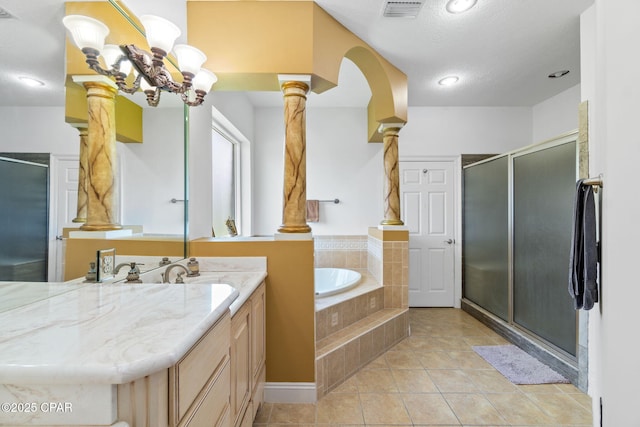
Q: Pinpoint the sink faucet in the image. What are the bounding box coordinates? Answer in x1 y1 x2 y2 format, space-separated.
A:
162 263 190 283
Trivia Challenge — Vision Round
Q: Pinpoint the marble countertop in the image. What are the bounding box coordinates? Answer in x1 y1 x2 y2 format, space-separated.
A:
0 257 267 386
0 282 238 385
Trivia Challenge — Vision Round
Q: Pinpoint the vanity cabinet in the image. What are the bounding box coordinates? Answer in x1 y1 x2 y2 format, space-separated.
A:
117 312 232 427
230 281 266 427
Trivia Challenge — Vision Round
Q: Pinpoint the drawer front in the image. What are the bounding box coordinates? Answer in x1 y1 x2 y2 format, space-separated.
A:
182 361 231 427
175 312 230 422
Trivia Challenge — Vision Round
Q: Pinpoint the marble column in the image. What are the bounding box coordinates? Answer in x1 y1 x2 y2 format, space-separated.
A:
71 125 88 223
277 77 311 234
73 76 122 231
380 124 404 226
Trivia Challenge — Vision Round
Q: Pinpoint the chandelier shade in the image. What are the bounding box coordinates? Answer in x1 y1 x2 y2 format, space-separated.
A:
173 44 207 76
63 14 217 107
62 15 109 52
193 69 218 93
139 15 181 54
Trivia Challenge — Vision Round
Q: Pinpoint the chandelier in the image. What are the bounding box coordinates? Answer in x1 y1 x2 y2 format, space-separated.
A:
63 14 218 107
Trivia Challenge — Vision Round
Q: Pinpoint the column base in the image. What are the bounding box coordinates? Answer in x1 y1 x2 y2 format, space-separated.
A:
380 219 404 226
80 223 123 231
277 224 312 234
274 231 313 241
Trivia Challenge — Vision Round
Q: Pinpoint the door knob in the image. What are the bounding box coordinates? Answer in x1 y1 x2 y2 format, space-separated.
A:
445 239 454 244
55 235 63 241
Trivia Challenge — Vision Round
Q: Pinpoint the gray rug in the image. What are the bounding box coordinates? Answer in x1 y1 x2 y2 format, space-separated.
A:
472 344 570 385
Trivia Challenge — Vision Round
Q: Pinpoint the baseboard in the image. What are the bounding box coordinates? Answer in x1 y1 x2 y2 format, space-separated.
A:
264 382 317 403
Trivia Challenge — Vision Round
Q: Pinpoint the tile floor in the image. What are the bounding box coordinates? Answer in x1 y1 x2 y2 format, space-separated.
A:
254 308 593 426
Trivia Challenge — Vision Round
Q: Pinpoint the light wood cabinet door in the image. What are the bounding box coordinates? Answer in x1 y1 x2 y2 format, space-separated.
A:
251 282 266 386
230 303 251 427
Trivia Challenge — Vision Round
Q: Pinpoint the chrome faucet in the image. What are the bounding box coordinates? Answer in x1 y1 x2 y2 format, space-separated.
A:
114 262 143 283
162 263 190 284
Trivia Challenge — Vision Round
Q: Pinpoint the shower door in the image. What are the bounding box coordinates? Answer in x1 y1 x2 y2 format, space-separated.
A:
512 141 577 356
463 133 578 360
0 156 49 281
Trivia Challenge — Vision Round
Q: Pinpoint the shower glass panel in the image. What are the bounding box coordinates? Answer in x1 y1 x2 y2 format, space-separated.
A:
512 141 577 356
0 157 49 281
463 156 509 321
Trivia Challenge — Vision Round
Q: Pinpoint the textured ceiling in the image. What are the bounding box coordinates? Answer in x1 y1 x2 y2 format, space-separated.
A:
0 0 593 108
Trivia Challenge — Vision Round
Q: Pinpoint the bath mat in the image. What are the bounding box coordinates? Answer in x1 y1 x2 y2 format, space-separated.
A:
472 344 570 385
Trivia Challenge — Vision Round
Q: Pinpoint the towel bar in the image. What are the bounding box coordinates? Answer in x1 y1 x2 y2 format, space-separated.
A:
583 175 603 192
318 199 340 204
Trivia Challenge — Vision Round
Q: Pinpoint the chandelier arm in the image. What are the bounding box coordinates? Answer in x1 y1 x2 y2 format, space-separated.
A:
145 88 161 107
181 90 207 107
115 72 142 95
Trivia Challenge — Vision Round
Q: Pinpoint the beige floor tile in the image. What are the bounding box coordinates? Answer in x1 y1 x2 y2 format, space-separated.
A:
427 369 480 393
447 351 493 369
416 351 458 369
316 393 364 424
444 393 508 425
362 354 388 370
330 374 359 393
391 369 439 393
485 392 554 424
385 350 424 369
360 393 412 424
254 402 273 424
355 368 398 393
390 338 414 352
402 393 461 425
518 383 564 394
567 392 594 411
527 393 593 424
269 403 316 424
463 369 519 393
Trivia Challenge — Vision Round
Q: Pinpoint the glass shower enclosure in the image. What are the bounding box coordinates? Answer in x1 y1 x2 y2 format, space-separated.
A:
463 133 578 360
0 156 49 281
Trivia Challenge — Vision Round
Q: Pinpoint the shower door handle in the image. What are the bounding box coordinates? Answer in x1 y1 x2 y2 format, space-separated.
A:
444 239 454 244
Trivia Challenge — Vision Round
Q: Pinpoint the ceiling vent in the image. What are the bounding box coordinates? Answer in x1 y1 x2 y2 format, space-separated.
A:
383 1 425 18
0 6 15 19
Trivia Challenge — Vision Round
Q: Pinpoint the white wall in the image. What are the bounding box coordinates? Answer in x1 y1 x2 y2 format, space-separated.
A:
0 107 78 154
118 108 184 234
188 91 255 240
253 106 383 236
400 107 532 157
532 84 581 143
584 1 640 425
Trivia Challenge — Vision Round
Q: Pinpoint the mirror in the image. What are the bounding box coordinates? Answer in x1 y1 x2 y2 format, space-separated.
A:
60 0 190 280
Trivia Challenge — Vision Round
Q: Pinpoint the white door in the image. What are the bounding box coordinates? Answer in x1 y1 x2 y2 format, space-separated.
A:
400 160 456 307
49 156 80 282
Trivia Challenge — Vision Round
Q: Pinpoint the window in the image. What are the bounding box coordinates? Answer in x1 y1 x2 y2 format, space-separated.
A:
211 129 238 237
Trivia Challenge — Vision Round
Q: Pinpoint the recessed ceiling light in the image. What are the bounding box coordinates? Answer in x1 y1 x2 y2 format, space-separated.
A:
18 77 45 87
446 0 478 14
548 70 570 79
438 76 459 86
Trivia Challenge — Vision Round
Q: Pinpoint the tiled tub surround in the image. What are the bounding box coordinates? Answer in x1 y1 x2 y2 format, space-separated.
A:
0 281 238 426
367 234 408 309
314 235 368 269
314 234 409 399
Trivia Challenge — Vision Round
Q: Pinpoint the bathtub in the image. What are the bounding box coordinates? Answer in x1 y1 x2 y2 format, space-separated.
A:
315 268 362 297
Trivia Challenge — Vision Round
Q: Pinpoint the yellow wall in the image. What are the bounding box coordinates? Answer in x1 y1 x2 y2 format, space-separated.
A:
64 236 184 281
187 0 407 142
190 239 316 383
